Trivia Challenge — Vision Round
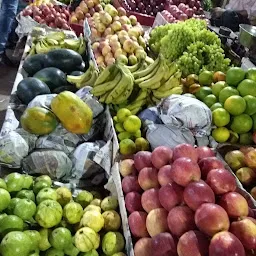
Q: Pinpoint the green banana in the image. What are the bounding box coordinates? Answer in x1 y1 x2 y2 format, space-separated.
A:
130 106 143 115
45 31 65 41
133 55 160 79
136 61 148 72
125 60 143 73
145 56 154 65
63 39 81 51
134 62 160 84
164 62 179 80
79 70 98 88
153 86 183 99
45 38 59 46
94 64 117 86
126 98 147 111
91 72 122 96
157 71 182 92
78 35 86 55
99 92 109 103
35 41 60 54
149 81 161 90
151 95 161 104
67 63 94 88
138 60 165 89
136 89 148 101
105 67 133 104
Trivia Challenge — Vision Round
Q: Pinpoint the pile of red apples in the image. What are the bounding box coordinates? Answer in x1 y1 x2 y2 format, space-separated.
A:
120 143 256 256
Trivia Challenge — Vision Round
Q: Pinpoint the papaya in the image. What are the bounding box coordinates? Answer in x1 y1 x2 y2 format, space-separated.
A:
21 107 58 135
51 91 93 134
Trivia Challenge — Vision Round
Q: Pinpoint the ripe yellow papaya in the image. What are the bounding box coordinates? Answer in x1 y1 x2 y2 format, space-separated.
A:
51 91 93 134
21 106 58 135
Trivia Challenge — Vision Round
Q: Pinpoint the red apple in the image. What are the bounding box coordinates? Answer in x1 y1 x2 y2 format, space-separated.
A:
134 238 152 256
206 168 236 195
245 149 256 168
141 188 161 213
157 165 173 186
120 159 136 177
209 231 246 256
167 206 196 237
183 180 215 211
138 167 159 191
198 157 225 179
146 208 168 237
219 192 249 218
196 146 215 161
134 151 153 171
171 157 201 187
159 182 183 211
125 192 143 213
230 218 256 250
152 232 177 256
128 211 149 238
177 230 210 256
195 203 230 236
173 143 198 163
151 146 173 169
122 175 142 194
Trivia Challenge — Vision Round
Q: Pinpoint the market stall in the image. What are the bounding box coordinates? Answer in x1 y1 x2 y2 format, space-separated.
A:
1 0 256 255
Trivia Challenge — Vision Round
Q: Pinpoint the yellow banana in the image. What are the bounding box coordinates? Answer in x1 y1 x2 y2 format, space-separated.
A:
134 62 160 84
157 71 182 92
91 72 122 96
45 38 59 46
145 56 154 65
149 81 161 90
153 86 183 99
138 59 165 89
133 55 160 79
105 68 133 104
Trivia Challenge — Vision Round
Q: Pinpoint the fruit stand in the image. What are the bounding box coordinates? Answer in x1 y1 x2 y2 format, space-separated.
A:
1 0 256 255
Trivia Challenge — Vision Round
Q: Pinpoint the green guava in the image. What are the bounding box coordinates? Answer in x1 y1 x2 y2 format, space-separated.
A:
90 191 102 199
74 227 100 252
81 210 104 232
80 249 99 256
63 202 83 224
64 243 80 256
28 249 40 256
0 213 7 222
5 198 20 214
0 231 31 256
5 173 25 192
45 248 65 256
38 228 51 251
111 253 126 256
102 211 121 231
35 175 52 186
24 230 41 251
49 227 72 250
75 191 93 208
13 199 37 221
90 199 102 207
0 178 7 190
84 205 101 213
36 188 57 204
23 175 34 189
56 187 72 206
16 190 36 202
33 181 51 195
102 232 125 255
0 215 24 236
0 188 11 212
101 197 118 212
35 200 63 228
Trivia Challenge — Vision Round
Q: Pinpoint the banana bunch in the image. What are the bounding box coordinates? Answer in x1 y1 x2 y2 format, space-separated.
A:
67 61 98 89
133 55 180 90
150 71 183 102
91 64 134 105
30 32 86 55
125 89 149 114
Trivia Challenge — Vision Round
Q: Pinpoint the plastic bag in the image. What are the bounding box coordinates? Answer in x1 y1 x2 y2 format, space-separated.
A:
27 94 57 109
16 128 38 152
0 131 29 168
70 141 108 187
146 122 195 149
22 149 72 179
158 95 212 137
36 124 81 155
